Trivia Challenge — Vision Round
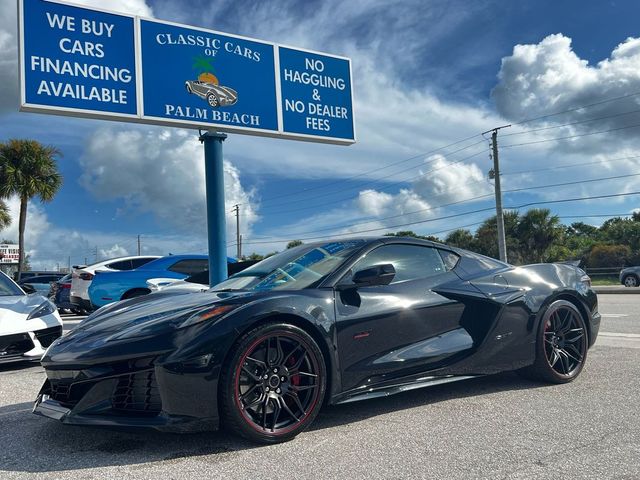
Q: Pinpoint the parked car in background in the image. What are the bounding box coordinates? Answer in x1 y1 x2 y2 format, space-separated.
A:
146 270 211 295
13 271 61 282
18 273 65 296
0 271 63 364
88 254 236 309
619 266 640 287
48 274 83 314
70 256 161 312
145 261 259 295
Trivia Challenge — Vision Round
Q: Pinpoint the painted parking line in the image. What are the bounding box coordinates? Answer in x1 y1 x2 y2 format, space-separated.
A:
598 331 640 338
600 314 630 318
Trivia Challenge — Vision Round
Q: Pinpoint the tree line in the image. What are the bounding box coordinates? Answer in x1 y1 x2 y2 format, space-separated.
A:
266 208 640 268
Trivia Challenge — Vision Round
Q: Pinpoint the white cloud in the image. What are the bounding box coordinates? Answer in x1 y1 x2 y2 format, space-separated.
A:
412 155 493 204
79 127 258 241
492 34 640 152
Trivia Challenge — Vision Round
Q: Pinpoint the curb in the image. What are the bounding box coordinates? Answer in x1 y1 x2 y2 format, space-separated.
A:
593 285 640 294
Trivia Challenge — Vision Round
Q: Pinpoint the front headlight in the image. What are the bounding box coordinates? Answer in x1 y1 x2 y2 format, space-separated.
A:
27 300 56 320
178 305 237 329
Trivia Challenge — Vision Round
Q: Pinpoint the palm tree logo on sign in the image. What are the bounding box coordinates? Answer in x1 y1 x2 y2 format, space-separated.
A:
184 55 239 108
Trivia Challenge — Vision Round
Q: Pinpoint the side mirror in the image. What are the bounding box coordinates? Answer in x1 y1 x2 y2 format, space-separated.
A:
21 284 36 294
351 264 396 288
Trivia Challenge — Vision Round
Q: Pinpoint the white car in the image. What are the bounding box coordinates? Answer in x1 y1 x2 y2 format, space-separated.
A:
70 255 160 312
146 270 209 294
0 271 63 364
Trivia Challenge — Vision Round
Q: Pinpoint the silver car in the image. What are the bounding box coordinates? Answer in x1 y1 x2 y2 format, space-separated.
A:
185 80 238 107
619 266 640 287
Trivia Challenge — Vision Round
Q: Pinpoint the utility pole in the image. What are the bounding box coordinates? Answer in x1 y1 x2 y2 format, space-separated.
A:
137 235 141 256
68 256 71 273
483 124 511 263
94 246 98 262
232 204 242 259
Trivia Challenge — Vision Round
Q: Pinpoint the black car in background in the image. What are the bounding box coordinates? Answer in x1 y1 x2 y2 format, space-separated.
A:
49 274 85 314
34 237 600 444
18 273 65 296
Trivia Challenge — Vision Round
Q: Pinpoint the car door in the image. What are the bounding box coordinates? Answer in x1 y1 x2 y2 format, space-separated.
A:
335 243 472 392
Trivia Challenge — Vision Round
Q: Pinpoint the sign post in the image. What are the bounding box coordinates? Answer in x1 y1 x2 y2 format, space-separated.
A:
199 131 228 285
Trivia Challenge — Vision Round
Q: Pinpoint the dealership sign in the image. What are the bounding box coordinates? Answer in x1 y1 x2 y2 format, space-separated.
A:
0 245 20 264
18 0 355 144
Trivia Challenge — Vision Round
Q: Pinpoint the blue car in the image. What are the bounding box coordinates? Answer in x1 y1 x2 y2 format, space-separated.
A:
88 255 235 309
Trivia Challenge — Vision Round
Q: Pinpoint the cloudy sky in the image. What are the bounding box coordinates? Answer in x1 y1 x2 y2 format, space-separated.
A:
1 0 640 269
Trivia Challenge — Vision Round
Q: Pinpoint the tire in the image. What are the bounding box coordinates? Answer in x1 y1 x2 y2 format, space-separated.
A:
121 288 150 300
206 92 219 107
623 274 639 287
518 300 588 384
220 322 326 444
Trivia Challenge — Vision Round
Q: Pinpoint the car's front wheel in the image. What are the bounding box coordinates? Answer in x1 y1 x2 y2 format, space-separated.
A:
519 299 588 383
623 274 638 287
206 92 219 107
220 322 326 444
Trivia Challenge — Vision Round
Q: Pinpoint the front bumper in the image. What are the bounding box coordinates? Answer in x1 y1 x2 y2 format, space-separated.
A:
0 326 62 364
33 357 221 432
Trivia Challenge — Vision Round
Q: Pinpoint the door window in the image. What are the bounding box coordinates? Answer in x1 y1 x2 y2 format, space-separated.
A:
348 244 449 284
168 259 209 276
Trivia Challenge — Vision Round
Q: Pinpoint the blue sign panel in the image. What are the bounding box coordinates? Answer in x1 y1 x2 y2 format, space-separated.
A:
20 0 137 117
279 47 354 142
19 0 355 144
140 20 279 133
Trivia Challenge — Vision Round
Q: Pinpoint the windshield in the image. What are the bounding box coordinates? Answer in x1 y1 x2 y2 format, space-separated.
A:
212 240 366 292
0 271 25 296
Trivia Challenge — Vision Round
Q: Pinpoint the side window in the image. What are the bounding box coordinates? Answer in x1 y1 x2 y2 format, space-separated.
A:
107 260 133 271
168 259 209 276
349 244 447 284
438 249 460 271
131 257 156 269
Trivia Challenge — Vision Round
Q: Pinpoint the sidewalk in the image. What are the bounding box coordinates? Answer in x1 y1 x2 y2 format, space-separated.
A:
593 285 640 294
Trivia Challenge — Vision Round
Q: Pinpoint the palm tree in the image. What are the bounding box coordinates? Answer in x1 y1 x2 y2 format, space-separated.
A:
0 200 10 231
0 139 62 276
516 208 562 263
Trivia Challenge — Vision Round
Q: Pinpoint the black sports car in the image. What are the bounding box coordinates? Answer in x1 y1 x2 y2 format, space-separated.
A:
33 237 600 443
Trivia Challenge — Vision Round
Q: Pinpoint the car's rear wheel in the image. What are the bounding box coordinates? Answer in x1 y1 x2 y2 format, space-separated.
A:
207 92 219 107
519 300 588 383
220 322 326 444
623 274 638 287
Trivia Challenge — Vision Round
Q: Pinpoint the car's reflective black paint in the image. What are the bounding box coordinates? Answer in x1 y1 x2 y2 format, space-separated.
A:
33 237 600 435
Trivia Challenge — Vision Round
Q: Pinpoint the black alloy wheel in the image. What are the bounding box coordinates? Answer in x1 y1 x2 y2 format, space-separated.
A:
220 323 326 443
519 300 588 384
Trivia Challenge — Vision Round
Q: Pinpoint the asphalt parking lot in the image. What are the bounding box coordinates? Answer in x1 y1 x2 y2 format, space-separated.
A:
0 295 638 480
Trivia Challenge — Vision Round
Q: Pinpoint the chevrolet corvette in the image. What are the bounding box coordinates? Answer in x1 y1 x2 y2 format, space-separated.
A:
33 237 599 443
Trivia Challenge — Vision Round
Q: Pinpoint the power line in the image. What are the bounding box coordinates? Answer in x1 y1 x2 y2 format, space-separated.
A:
511 91 640 126
501 108 640 137
259 147 491 215
501 122 640 148
256 135 485 204
236 190 640 246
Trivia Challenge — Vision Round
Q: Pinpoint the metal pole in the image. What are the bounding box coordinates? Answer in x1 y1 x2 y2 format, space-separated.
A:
137 235 141 256
233 204 241 260
199 131 228 286
491 130 508 263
